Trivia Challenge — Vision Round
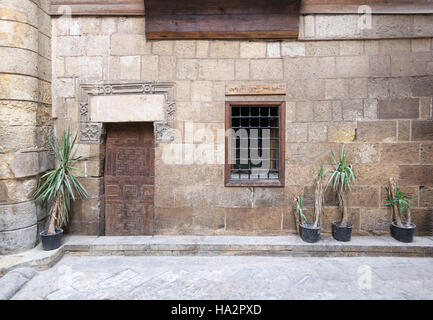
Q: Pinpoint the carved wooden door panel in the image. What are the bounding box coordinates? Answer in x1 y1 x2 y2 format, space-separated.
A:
104 123 155 236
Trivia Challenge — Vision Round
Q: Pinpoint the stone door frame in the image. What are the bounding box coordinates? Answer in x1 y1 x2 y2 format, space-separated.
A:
77 81 177 144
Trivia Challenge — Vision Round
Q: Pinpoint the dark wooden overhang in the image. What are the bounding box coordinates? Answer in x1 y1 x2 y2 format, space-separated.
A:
50 0 433 16
144 0 301 40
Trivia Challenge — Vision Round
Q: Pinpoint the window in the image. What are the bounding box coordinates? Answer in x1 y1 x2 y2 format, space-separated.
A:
225 102 285 187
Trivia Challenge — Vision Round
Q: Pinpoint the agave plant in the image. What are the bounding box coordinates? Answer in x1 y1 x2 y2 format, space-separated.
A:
385 178 416 227
326 146 355 227
33 130 90 235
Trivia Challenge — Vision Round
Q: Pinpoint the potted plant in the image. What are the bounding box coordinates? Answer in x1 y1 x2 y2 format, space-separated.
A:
292 166 326 243
327 147 356 242
292 195 317 243
32 130 90 250
385 177 417 243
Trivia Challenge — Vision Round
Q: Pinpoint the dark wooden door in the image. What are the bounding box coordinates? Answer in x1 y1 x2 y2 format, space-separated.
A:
104 123 155 236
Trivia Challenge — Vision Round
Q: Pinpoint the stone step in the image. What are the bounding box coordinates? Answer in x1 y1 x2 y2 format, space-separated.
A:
63 235 433 257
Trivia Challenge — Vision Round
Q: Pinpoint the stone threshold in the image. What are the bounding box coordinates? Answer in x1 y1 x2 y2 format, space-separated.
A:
63 235 433 258
1 235 432 278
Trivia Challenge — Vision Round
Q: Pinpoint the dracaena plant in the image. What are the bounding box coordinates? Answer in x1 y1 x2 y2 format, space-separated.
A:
385 180 416 227
32 130 90 235
313 164 326 228
326 146 355 227
292 195 307 234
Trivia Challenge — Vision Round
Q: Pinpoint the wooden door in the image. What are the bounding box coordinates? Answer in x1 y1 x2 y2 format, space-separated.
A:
104 123 155 235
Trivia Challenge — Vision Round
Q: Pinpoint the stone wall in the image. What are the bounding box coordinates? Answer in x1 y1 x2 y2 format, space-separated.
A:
0 0 53 254
51 14 433 237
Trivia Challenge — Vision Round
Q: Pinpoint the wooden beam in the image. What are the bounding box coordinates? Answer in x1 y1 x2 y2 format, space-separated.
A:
49 1 433 16
145 0 301 40
301 0 433 14
50 0 145 16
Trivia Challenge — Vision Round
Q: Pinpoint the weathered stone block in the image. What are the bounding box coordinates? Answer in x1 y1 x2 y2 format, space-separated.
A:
267 42 280 58
336 56 369 78
286 143 333 165
155 208 193 233
286 122 308 143
296 101 314 122
281 41 305 57
411 209 432 236
305 41 339 56
192 207 225 232
411 76 433 97
391 53 431 77
360 208 391 233
411 120 433 141
327 122 356 143
235 60 249 80
399 165 433 186
210 41 239 58
70 198 102 223
304 79 325 100
174 40 196 57
158 56 179 83
420 143 433 163
339 40 363 55
240 42 266 58
176 59 198 80
119 56 140 80
226 208 281 233
65 56 104 79
0 225 37 255
110 34 150 55
314 101 332 121
325 79 349 100
420 186 433 207
357 121 396 142
191 81 213 102
380 143 420 164
344 143 379 164
342 99 363 121
250 59 283 80
0 201 37 231
198 59 234 80
378 99 419 120
141 55 159 79
398 120 410 141
420 97 432 119
349 78 367 99
152 41 173 55
356 164 399 185
369 56 391 77
347 186 379 208
308 123 327 142
196 41 209 58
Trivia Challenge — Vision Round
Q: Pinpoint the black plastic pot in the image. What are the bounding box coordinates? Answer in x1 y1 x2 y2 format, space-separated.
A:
40 229 63 250
391 221 416 243
300 222 320 243
332 221 353 242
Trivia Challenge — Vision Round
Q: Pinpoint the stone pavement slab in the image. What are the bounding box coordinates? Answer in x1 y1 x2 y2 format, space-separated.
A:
11 255 433 300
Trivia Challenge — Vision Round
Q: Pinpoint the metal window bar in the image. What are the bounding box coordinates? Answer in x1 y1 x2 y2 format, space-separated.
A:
230 105 280 181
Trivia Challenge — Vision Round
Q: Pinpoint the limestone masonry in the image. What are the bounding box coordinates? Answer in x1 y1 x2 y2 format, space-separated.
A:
1 0 432 254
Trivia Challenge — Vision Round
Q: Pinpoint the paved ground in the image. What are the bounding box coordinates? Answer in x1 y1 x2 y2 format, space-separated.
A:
10 255 433 300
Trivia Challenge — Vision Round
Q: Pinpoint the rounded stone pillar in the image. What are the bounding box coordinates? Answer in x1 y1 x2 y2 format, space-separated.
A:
0 0 53 254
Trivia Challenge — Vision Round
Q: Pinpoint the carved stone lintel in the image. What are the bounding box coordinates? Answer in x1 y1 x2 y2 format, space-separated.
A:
78 81 176 143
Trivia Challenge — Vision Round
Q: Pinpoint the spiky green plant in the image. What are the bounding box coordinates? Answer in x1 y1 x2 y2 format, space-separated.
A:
293 195 307 223
326 146 355 227
385 186 416 227
32 130 90 235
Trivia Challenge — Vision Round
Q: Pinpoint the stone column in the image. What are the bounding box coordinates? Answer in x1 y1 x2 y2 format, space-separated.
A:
0 0 53 254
